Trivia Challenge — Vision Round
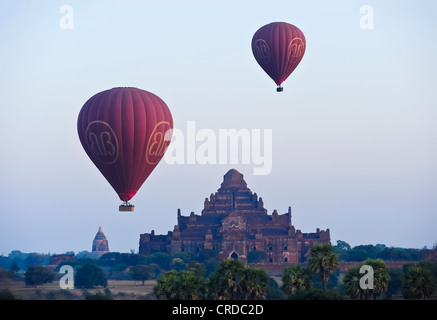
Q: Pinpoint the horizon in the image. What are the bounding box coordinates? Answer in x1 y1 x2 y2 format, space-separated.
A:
1 0 436 255
1 220 434 256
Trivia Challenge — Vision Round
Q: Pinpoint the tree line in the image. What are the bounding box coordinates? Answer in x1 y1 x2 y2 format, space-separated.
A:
1 240 429 272
1 242 436 300
333 241 429 261
152 243 437 300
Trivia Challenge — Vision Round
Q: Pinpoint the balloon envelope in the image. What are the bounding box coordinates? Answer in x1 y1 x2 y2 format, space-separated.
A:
77 87 173 203
252 22 306 90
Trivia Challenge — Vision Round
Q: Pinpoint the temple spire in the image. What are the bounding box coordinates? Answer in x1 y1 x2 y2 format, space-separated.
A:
92 226 110 258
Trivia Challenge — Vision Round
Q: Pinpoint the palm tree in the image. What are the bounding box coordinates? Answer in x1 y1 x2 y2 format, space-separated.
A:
344 259 391 300
240 267 269 300
343 266 370 300
207 259 270 300
154 270 205 300
207 259 244 300
403 264 435 299
363 258 390 300
282 264 312 296
308 243 338 290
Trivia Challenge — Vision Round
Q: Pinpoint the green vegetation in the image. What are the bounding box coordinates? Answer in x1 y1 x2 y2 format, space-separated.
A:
0 251 50 271
154 270 205 300
333 240 427 261
24 266 55 287
308 243 339 290
84 288 113 300
402 261 436 299
282 264 312 295
207 259 269 300
0 289 17 300
1 241 436 300
154 259 270 300
343 258 391 300
129 265 158 285
75 264 107 289
151 243 436 300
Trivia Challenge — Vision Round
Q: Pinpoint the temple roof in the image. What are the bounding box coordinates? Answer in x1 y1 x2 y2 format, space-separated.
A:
202 168 266 215
94 226 107 241
220 169 247 189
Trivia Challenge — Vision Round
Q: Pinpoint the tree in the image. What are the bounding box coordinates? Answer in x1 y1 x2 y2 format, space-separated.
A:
188 260 206 278
207 259 245 300
363 258 390 300
343 266 369 300
207 259 269 300
343 260 390 300
402 263 435 299
170 257 186 271
84 288 113 300
267 277 285 300
385 268 403 298
145 252 172 270
308 243 338 290
154 270 205 300
24 266 55 288
10 262 20 274
75 264 107 289
130 265 156 285
24 253 50 268
335 240 351 251
240 267 269 300
333 240 351 261
203 257 219 277
173 252 195 263
0 289 17 300
282 264 312 296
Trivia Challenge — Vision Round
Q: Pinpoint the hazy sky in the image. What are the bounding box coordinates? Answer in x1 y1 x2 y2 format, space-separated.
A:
0 0 436 255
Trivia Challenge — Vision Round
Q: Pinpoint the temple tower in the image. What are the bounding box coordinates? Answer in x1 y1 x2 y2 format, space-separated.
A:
91 226 110 258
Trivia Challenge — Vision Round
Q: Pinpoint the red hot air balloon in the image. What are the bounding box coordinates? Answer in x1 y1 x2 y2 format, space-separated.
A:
252 22 306 92
77 87 173 212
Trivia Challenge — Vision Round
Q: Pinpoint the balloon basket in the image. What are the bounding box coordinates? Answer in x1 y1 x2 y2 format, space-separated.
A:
119 204 135 212
276 86 283 92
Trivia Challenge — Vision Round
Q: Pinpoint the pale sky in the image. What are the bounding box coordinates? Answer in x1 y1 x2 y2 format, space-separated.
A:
0 0 436 254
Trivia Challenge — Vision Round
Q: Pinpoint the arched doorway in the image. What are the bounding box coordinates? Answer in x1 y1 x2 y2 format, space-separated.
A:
230 252 238 260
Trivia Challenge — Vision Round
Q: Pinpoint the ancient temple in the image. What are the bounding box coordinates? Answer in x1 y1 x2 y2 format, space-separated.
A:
139 169 330 265
91 226 110 258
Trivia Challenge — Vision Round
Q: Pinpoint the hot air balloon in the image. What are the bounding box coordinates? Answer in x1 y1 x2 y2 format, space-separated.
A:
252 22 306 92
77 87 173 212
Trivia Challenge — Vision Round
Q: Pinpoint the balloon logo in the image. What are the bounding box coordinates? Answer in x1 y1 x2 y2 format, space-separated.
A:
77 87 173 211
253 39 271 64
85 121 119 164
146 121 173 165
252 22 306 92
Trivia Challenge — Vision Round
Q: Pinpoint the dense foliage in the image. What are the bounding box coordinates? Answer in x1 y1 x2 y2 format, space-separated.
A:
333 240 427 261
1 241 436 300
24 266 55 287
74 264 107 289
